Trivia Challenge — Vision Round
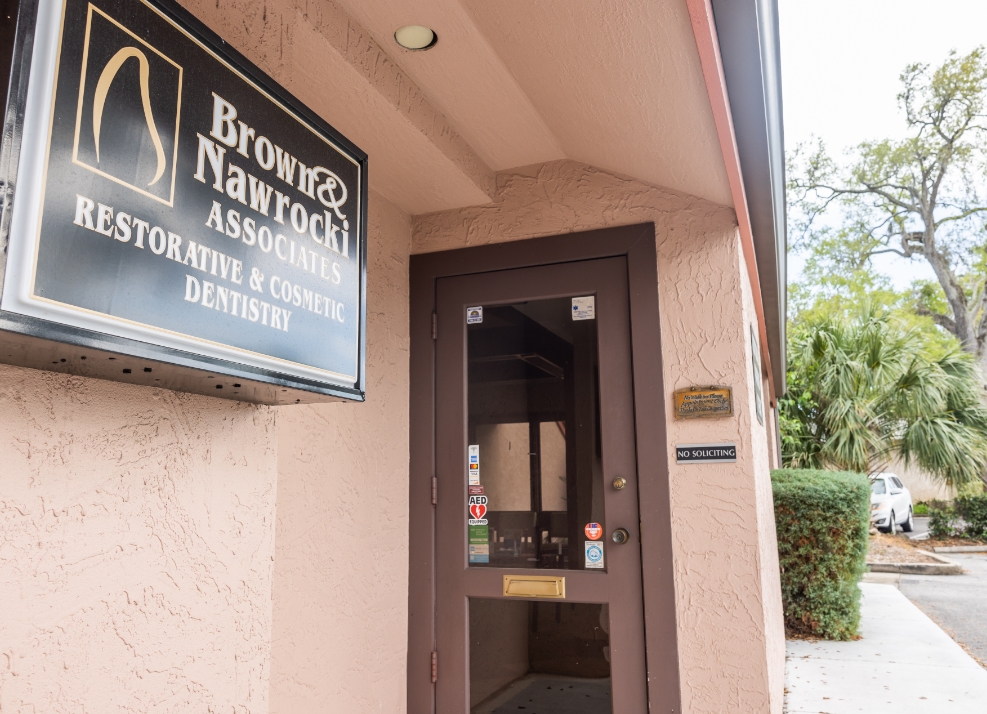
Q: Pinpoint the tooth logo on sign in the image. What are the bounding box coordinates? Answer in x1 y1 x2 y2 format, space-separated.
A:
72 4 183 205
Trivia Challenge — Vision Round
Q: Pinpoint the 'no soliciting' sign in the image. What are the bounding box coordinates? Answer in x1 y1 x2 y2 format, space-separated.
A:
675 443 737 464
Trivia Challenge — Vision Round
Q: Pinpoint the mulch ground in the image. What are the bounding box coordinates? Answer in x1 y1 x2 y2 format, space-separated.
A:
868 533 942 564
913 536 987 551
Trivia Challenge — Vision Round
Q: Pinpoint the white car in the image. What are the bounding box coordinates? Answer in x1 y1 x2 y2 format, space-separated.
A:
870 473 913 534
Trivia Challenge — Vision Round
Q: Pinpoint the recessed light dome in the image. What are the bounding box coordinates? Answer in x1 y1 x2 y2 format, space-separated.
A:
394 25 437 51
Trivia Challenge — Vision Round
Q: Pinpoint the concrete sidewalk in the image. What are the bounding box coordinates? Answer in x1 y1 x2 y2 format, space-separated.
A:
785 583 987 712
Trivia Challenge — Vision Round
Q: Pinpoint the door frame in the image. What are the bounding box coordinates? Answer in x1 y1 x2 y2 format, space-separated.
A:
408 223 681 713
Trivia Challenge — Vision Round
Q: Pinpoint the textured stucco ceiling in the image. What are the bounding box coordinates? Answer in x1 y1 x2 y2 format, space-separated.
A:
333 0 733 209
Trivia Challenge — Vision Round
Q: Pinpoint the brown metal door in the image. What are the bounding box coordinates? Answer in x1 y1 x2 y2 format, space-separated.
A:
434 258 647 713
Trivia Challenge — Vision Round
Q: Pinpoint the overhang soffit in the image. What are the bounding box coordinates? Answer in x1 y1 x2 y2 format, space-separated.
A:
337 0 734 208
182 0 734 215
179 0 496 215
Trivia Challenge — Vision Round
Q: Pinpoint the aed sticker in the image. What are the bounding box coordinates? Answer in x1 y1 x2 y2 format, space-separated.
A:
467 306 483 324
469 544 490 563
468 485 485 495
585 541 605 569
571 296 595 321
584 522 603 540
468 495 488 524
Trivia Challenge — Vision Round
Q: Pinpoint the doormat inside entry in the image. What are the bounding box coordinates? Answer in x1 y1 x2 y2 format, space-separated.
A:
472 674 612 714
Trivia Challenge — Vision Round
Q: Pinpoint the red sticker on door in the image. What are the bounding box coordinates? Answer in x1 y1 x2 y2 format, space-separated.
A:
584 522 603 540
470 503 487 520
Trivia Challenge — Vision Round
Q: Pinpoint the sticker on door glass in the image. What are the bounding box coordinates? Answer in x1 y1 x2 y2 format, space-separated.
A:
468 485 485 495
584 522 603 540
571 296 595 321
585 540 605 569
469 524 489 563
469 495 488 525
466 306 483 324
469 544 490 563
468 444 480 485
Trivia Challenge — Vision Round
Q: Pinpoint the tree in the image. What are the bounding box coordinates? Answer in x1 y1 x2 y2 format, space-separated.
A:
780 308 987 487
789 48 987 373
789 245 959 359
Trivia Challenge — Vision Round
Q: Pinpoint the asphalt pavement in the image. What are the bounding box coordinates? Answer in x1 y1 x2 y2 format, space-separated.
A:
899 553 987 666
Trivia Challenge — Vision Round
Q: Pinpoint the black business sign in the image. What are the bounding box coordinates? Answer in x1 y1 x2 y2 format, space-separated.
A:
675 443 737 464
0 0 367 402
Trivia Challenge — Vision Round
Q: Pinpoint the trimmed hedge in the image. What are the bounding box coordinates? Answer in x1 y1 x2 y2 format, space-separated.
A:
931 494 987 538
771 469 870 640
956 494 987 539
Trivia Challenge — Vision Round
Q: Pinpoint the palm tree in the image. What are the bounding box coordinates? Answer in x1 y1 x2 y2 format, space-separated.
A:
780 308 987 487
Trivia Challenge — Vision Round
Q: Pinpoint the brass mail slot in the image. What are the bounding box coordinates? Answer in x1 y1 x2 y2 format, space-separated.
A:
502 575 566 599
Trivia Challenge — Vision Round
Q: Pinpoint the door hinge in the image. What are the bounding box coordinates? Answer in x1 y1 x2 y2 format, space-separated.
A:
431 476 438 505
431 650 438 683
431 312 437 340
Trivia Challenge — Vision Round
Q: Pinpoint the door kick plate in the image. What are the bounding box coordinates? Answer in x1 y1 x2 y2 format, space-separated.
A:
503 575 566 598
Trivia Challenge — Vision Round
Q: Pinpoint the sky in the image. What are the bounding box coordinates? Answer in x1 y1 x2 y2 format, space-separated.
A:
779 0 987 290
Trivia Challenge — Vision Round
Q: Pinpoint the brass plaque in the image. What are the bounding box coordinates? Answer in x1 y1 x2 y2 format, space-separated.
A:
673 386 733 419
502 575 565 599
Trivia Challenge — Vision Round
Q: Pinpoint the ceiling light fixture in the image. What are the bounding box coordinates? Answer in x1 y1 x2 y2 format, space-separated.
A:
394 25 437 51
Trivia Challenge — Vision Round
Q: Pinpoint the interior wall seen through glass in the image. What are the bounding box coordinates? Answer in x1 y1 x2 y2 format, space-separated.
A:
467 297 604 570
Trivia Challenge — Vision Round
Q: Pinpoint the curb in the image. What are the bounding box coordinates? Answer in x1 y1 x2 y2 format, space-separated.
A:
934 545 987 553
867 553 963 575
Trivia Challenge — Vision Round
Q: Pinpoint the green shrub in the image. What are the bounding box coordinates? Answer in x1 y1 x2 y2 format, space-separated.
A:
955 494 987 539
772 469 870 640
929 508 958 538
913 503 929 516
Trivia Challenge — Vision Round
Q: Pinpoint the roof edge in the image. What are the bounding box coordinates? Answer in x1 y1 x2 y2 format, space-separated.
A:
709 0 788 396
684 0 777 399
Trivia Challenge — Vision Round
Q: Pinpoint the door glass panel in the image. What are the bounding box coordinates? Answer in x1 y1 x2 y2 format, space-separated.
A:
469 598 612 714
467 297 605 570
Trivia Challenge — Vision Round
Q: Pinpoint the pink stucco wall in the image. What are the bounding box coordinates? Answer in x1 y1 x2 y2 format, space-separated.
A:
165 1 416 709
0 370 277 711
268 190 412 713
0 192 410 714
414 158 785 714
738 252 786 714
